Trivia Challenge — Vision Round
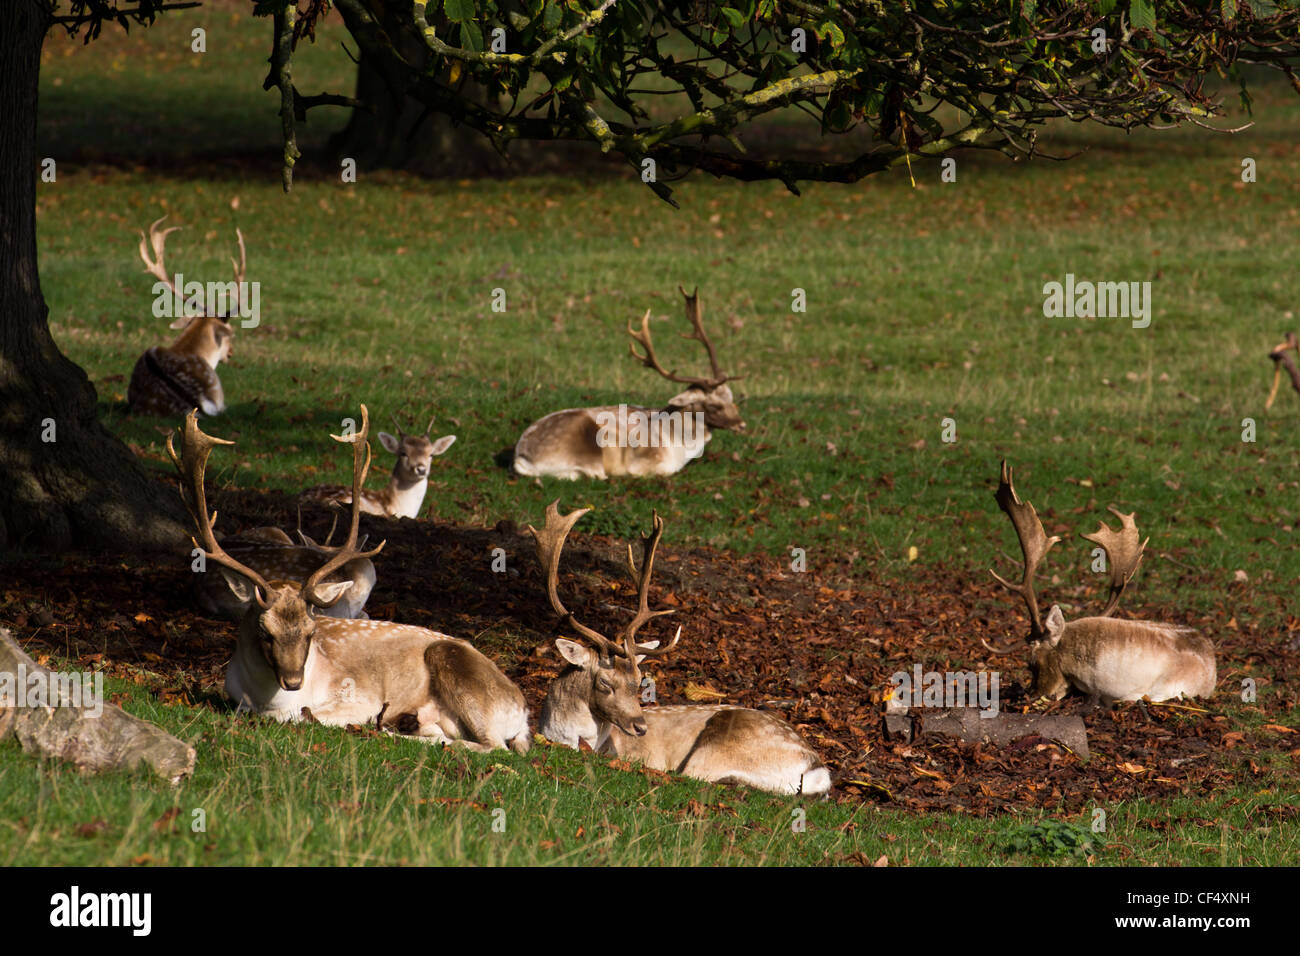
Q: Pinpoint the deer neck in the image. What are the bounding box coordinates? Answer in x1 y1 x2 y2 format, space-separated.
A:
379 468 427 517
655 402 713 449
227 618 291 712
172 318 227 369
540 667 602 748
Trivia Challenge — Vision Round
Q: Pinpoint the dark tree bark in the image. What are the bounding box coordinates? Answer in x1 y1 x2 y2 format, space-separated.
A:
328 4 509 176
0 1 188 553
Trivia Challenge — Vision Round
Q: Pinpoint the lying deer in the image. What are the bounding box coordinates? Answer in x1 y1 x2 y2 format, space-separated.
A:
128 217 246 417
302 414 455 519
529 501 829 795
512 288 744 479
193 521 375 621
170 405 529 753
983 461 1216 703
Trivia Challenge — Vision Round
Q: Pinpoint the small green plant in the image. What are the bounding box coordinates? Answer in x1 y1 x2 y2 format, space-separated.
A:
1002 819 1096 860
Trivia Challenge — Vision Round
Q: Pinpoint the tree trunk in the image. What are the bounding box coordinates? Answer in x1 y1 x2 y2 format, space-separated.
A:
328 5 511 176
0 2 188 554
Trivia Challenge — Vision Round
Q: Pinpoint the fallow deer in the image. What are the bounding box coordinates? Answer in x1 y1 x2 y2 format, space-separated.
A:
170 406 529 753
529 501 830 795
193 520 376 622
512 288 744 479
128 217 246 417
982 461 1216 703
301 414 455 519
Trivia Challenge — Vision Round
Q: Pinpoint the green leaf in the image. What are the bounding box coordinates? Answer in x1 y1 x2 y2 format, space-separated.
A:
1130 0 1155 32
1097 0 1118 13
1221 0 1237 21
542 1 562 31
719 7 746 30
444 0 476 23
816 21 845 49
460 19 484 52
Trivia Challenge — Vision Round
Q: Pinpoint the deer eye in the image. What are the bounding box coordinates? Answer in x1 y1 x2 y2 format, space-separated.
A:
597 679 613 693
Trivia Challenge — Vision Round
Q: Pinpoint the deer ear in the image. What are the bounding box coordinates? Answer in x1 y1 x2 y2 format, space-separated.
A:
219 568 259 604
168 314 197 331
430 435 456 456
633 639 660 664
311 580 354 608
667 388 701 407
1044 605 1066 645
555 639 590 667
709 383 735 404
378 432 401 454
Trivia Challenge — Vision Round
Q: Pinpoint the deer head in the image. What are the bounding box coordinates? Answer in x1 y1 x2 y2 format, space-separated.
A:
627 286 745 432
529 501 680 737
139 216 245 368
169 406 384 691
377 413 456 487
985 461 1151 695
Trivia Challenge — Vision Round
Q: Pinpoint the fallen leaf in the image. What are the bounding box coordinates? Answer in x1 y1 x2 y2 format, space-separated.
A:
684 681 726 701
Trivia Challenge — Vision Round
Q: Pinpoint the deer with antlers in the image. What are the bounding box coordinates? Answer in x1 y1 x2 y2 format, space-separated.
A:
983 462 1216 704
301 413 455 519
512 288 744 479
193 520 376 622
170 405 529 752
529 501 829 795
128 217 248 417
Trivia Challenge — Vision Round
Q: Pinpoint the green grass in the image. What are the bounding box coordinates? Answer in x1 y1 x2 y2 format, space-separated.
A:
9 4 1298 866
5 678 1297 865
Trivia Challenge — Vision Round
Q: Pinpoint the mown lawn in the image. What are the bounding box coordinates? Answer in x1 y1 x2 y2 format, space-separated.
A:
5 3 1296 866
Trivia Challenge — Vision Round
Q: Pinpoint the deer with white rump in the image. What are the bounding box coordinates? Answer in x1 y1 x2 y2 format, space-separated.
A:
302 413 455 518
170 405 529 752
512 287 744 479
129 217 248 417
983 461 1216 704
530 501 829 795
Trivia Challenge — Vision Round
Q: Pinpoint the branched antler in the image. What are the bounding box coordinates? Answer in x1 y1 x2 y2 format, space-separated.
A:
988 460 1060 639
1082 508 1148 618
303 405 385 605
167 410 273 607
529 501 678 660
627 287 738 390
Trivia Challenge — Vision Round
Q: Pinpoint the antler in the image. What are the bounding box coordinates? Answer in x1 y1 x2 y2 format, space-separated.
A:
988 461 1060 639
1081 507 1147 617
166 410 275 608
626 287 738 390
528 501 624 657
1266 332 1300 410
140 217 200 316
618 511 679 658
138 216 246 318
302 405 385 605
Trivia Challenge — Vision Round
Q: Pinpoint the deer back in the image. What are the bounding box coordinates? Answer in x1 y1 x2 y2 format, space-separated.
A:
1035 608 1216 702
605 705 829 795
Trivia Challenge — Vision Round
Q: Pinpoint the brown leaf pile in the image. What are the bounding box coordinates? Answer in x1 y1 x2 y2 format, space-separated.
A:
5 488 1296 817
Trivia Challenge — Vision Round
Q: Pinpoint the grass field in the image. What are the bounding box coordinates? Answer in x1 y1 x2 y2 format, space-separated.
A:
4 3 1297 866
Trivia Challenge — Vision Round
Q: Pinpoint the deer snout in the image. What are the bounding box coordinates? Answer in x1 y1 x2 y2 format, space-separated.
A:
279 675 303 691
413 463 429 477
631 718 648 736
